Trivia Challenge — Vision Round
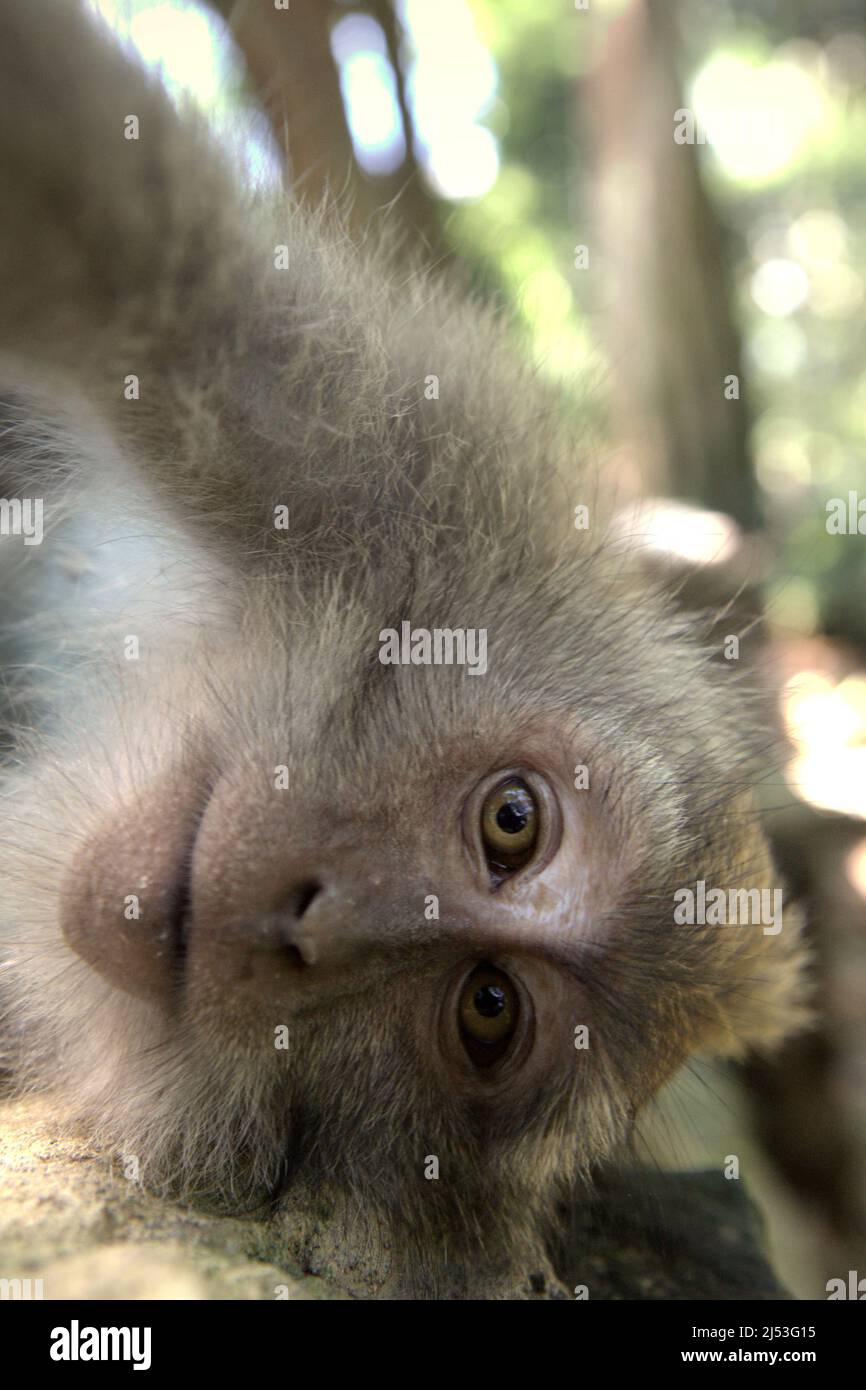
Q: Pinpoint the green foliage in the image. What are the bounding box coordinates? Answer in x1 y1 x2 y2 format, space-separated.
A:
461 0 866 647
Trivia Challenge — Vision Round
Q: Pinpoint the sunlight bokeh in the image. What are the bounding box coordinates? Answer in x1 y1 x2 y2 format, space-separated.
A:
784 671 866 820
690 51 824 184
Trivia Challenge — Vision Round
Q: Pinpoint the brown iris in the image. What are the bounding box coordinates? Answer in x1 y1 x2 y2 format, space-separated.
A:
459 964 519 1065
480 777 538 872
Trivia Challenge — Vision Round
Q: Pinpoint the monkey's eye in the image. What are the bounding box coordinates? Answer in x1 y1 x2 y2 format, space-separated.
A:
480 778 538 873
458 964 519 1066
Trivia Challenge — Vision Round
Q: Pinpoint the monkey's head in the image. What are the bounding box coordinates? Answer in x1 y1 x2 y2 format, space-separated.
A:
3 533 808 1299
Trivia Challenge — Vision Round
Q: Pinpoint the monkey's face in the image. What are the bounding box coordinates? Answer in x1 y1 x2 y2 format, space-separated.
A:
20 569 803 1295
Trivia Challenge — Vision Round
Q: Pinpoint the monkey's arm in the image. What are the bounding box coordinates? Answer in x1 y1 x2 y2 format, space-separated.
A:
0 0 249 390
0 0 391 553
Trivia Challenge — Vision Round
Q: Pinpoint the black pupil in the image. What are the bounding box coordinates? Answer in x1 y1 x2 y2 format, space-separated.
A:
496 799 529 835
474 984 507 1018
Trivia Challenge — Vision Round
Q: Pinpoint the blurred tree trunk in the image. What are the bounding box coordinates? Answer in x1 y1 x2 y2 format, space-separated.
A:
583 0 760 528
208 0 443 252
210 0 359 205
366 0 444 257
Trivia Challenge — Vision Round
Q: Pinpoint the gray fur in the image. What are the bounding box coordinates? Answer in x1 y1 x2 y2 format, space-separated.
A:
0 0 808 1298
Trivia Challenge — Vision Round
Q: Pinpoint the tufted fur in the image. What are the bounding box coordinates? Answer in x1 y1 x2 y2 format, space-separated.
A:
0 0 808 1298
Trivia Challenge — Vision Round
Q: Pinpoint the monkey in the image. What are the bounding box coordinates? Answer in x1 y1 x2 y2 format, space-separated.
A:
0 0 810 1299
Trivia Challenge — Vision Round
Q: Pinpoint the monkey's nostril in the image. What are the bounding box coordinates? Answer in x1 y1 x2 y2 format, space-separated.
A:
283 941 308 971
280 881 325 968
292 880 322 919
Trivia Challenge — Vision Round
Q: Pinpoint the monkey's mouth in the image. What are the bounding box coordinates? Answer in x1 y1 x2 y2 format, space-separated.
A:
165 780 217 988
266 1112 315 1207
167 839 195 985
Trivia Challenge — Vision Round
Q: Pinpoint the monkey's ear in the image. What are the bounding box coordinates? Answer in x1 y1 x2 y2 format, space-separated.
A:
724 905 812 1058
695 819 813 1061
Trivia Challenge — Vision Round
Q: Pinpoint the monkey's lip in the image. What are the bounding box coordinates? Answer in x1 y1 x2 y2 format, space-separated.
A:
165 781 217 987
167 855 192 980
60 767 216 1003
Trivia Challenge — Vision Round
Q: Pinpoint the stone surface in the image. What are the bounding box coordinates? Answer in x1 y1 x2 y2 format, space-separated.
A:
555 1169 793 1300
0 1094 789 1300
0 1096 345 1300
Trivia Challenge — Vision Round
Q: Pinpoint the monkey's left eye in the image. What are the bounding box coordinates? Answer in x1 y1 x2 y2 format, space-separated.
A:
480 778 538 872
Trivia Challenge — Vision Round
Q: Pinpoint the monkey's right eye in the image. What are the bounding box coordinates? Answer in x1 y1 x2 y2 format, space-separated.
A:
458 964 520 1066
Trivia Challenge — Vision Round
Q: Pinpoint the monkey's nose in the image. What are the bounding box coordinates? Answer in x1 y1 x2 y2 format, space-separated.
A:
60 769 385 1006
189 855 377 990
